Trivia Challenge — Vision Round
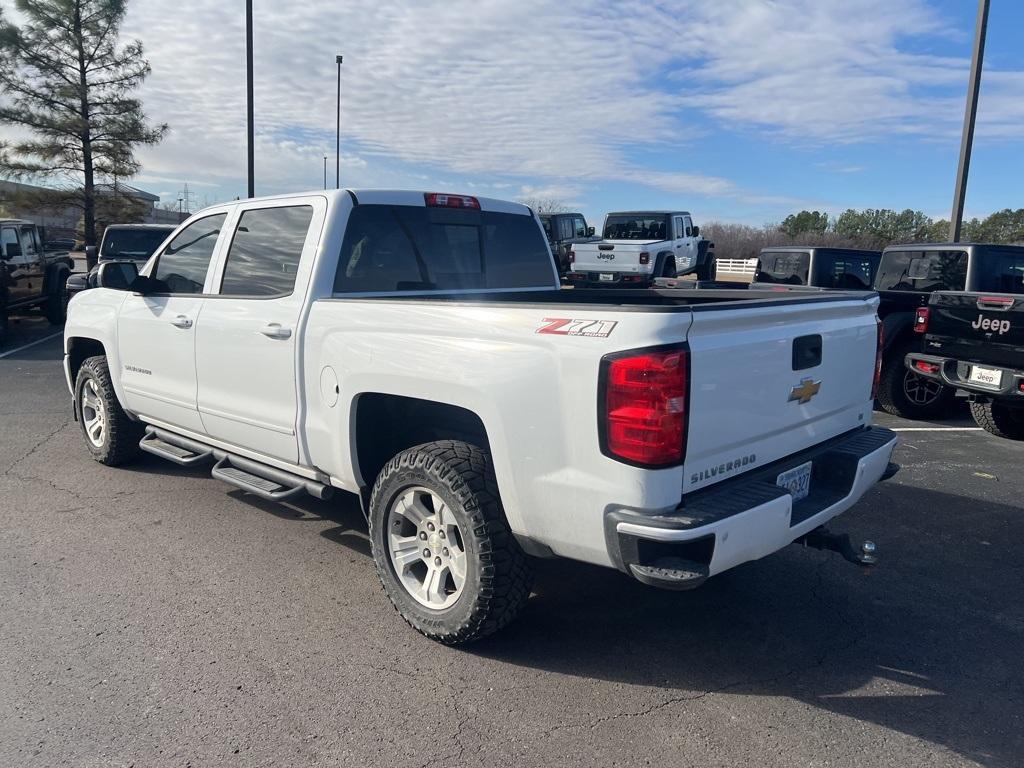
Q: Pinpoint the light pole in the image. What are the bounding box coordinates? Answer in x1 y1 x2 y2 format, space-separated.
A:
323 155 328 190
335 54 343 189
950 0 990 242
245 0 255 198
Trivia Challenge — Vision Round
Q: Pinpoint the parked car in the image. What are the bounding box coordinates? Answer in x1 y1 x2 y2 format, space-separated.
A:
905 250 1024 438
873 243 1024 420
568 210 715 286
65 189 896 644
755 247 880 290
68 224 176 297
538 212 599 276
0 219 74 343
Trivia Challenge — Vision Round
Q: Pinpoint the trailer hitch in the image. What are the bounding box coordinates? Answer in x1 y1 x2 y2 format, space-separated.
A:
795 527 877 566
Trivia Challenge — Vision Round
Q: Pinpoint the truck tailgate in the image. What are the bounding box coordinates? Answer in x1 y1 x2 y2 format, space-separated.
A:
926 292 1024 368
683 295 878 493
573 241 653 274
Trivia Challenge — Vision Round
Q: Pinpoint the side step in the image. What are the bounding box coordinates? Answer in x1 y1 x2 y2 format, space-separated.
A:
629 558 709 591
140 429 214 466
138 427 334 502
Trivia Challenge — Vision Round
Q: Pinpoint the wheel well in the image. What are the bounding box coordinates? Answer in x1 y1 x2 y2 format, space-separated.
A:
354 393 491 491
67 337 106 383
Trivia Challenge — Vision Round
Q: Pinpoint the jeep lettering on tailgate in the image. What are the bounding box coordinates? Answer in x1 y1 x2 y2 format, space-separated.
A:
971 314 1011 335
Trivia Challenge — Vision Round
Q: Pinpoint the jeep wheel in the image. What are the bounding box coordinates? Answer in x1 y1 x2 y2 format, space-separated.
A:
368 440 533 645
875 350 955 420
969 400 1024 440
75 355 144 465
661 258 677 279
45 269 70 325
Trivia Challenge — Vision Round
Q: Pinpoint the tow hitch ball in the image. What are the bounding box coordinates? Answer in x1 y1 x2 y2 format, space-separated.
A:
796 527 877 566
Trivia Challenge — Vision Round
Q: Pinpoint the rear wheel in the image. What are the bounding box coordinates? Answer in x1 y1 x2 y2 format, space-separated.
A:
75 355 144 465
660 258 677 279
876 347 955 420
368 440 533 644
969 400 1024 440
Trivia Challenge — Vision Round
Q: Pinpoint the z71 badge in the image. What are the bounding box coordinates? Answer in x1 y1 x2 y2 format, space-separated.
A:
536 318 618 337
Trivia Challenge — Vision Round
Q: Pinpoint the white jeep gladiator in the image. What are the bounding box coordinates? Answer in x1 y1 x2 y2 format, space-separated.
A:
568 209 715 286
64 189 897 644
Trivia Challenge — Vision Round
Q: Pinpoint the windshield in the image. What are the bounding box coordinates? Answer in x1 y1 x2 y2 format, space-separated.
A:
334 204 554 293
875 250 967 292
101 229 171 260
756 252 810 285
602 214 668 241
970 248 1024 294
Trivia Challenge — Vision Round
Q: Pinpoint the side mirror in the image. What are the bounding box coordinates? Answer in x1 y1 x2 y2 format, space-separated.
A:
96 260 139 291
66 272 90 295
84 244 98 270
691 225 700 237
84 245 97 257
587 226 595 236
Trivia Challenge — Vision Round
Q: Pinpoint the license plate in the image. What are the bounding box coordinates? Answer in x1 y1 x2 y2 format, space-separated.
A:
777 461 812 502
599 273 615 282
969 365 1002 387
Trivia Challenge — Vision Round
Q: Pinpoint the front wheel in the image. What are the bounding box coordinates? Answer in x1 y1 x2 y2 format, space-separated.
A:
75 355 144 465
875 350 955 420
45 269 69 325
970 400 1024 440
369 440 534 645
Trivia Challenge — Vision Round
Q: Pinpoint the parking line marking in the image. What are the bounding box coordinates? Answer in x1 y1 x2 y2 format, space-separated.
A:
891 427 984 432
0 331 63 360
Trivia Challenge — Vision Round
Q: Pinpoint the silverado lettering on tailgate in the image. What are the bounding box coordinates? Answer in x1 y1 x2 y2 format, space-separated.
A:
690 454 757 485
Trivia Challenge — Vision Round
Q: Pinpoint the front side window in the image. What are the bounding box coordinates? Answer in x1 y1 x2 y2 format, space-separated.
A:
151 214 226 294
220 205 314 296
573 217 588 238
875 250 967 292
1 227 19 257
603 215 668 241
334 204 553 293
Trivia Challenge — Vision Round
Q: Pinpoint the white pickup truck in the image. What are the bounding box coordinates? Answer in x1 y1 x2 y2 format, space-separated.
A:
64 189 897 644
568 209 715 286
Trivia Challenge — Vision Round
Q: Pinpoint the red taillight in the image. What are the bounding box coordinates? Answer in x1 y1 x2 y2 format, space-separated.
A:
622 274 644 283
567 272 585 281
872 320 883 400
602 347 688 467
913 307 930 333
568 250 575 264
978 295 1014 308
638 252 650 265
913 360 940 374
1018 381 1024 393
424 192 480 209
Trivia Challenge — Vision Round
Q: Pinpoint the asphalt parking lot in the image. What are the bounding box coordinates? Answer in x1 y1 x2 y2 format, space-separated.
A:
1 318 1021 768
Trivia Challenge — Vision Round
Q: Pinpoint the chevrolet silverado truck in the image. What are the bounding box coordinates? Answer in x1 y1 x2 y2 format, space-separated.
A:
64 189 897 644
906 264 1024 439
1 219 74 343
568 210 714 286
538 212 599 276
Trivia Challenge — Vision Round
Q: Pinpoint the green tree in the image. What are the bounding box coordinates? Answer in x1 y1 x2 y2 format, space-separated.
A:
0 0 166 247
974 209 1024 243
779 210 829 237
834 208 932 246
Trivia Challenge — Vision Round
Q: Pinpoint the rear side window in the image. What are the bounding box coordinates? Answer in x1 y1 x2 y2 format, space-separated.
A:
334 205 554 293
875 250 967 292
818 255 874 289
756 252 810 285
971 248 1024 294
559 217 573 240
152 214 226 294
220 205 314 297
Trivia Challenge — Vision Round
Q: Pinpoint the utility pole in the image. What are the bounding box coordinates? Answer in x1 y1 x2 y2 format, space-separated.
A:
246 0 255 198
323 155 328 190
336 54 343 189
950 0 990 242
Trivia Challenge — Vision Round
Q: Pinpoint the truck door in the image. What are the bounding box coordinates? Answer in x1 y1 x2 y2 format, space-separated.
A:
680 216 697 267
1 225 31 302
117 212 229 434
195 198 323 463
20 225 45 297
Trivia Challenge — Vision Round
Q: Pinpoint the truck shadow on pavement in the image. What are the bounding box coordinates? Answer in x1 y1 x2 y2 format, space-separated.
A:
473 483 1024 768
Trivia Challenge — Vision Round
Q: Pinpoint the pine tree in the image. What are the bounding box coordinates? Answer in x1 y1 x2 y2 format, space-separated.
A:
0 0 166 247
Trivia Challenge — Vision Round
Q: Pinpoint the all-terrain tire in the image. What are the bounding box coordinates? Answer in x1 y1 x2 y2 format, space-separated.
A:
369 440 534 645
45 267 69 325
969 400 1024 440
661 258 677 279
74 355 144 466
875 344 955 419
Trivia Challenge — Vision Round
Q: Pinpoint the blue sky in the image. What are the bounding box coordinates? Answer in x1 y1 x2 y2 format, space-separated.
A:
110 0 1024 227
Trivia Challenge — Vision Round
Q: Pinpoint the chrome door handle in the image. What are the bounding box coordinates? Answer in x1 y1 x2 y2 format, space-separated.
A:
171 315 193 329
260 323 292 339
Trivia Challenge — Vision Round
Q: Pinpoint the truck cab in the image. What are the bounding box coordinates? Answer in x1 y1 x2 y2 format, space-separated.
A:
537 212 597 276
0 219 74 342
568 210 714 286
756 247 880 290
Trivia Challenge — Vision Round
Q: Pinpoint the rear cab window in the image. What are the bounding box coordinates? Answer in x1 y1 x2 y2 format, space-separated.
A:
875 250 967 292
757 251 810 285
603 214 669 241
333 204 555 293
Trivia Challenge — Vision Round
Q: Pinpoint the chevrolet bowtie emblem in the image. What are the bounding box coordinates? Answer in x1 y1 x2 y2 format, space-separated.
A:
789 378 821 404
